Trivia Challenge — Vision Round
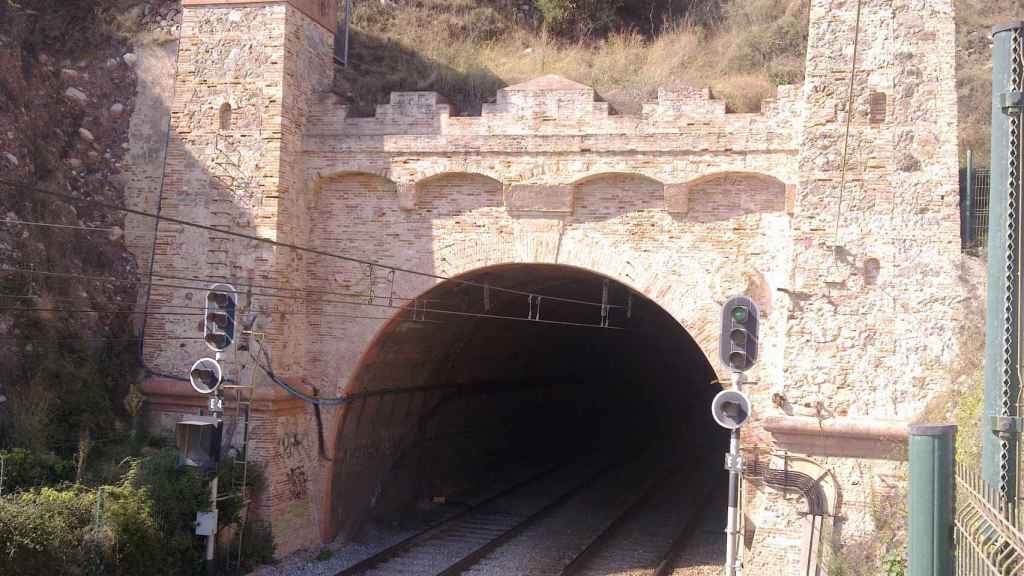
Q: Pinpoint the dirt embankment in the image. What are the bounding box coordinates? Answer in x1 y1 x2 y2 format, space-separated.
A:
0 0 177 449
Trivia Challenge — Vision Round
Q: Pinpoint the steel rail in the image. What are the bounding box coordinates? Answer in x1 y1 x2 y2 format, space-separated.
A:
334 459 623 576
434 460 623 576
558 466 681 575
333 465 561 576
651 482 722 576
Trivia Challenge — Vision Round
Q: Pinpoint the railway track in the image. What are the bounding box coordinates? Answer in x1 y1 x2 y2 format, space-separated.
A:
333 458 620 576
334 452 718 576
561 472 720 576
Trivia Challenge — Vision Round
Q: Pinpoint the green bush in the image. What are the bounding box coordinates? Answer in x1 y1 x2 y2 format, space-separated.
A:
0 449 75 494
132 449 210 574
0 453 210 576
0 486 91 575
222 520 276 574
535 0 624 38
0 477 164 576
0 448 276 575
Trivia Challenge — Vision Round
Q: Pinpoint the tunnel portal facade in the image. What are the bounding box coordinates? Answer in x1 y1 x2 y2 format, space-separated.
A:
137 0 965 573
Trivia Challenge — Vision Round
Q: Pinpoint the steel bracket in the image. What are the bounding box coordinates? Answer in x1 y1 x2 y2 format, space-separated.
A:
1001 91 1024 113
989 415 1022 436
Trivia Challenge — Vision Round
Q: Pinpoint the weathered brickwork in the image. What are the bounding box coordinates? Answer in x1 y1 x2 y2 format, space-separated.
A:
132 0 964 569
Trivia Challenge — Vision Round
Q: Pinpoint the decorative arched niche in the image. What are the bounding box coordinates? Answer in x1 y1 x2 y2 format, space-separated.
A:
675 172 788 222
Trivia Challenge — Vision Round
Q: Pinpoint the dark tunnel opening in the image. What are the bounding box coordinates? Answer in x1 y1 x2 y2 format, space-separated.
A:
330 264 727 540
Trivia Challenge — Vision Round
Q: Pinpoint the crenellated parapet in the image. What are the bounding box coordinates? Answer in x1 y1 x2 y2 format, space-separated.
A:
302 74 801 149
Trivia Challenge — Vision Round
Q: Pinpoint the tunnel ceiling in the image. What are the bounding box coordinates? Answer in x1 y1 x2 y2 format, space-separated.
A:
348 264 714 395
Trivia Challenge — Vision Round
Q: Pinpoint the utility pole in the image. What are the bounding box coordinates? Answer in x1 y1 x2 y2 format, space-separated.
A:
714 296 758 576
983 22 1022 506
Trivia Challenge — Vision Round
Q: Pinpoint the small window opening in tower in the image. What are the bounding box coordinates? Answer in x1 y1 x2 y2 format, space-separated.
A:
219 102 232 131
868 92 887 125
864 257 881 285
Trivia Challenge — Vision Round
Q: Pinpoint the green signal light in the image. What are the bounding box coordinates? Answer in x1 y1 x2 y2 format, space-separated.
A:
731 306 749 323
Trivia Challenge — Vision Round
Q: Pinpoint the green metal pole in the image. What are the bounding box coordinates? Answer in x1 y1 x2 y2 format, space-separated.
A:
908 424 956 576
983 22 1022 501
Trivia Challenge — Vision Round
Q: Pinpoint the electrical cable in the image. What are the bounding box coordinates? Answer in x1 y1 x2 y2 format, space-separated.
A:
1 266 454 314
0 307 205 317
1 267 620 328
831 0 864 249
0 337 206 342
0 179 623 310
138 23 183 376
0 218 116 232
0 292 203 309
150 270 406 303
255 344 349 406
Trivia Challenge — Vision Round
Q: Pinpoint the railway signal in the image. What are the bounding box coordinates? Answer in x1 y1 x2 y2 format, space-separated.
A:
189 357 223 395
714 295 760 576
205 283 237 351
711 389 751 430
719 296 759 372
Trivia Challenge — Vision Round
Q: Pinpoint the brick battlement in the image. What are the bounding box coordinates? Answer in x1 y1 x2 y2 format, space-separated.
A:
305 75 801 148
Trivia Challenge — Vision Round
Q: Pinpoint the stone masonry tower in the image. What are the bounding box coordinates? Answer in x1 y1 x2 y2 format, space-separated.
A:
144 0 336 555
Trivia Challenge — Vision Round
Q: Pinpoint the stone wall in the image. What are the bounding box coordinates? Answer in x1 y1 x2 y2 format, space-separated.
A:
139 0 334 556
135 0 965 569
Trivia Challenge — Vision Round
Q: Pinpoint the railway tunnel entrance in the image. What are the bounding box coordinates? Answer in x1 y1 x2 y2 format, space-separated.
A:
328 264 728 547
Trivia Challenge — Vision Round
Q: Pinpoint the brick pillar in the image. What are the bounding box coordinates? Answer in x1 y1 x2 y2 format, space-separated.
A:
143 0 336 555
761 0 963 570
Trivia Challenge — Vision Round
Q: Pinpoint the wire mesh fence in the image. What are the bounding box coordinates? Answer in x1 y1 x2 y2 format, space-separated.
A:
954 463 1024 575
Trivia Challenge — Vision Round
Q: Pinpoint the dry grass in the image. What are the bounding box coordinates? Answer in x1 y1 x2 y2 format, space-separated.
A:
340 0 997 160
954 0 1024 165
338 0 807 116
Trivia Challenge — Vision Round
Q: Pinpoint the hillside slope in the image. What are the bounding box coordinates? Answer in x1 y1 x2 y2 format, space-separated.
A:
337 0 806 116
339 0 1007 163
0 0 151 454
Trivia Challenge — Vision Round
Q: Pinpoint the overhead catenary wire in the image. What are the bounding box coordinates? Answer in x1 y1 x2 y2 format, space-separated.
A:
1 267 623 329
0 179 624 310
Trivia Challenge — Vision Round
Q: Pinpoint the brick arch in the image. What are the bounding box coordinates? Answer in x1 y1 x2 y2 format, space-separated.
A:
412 166 506 187
570 171 665 187
413 172 504 211
684 171 788 221
570 171 667 217
324 259 724 541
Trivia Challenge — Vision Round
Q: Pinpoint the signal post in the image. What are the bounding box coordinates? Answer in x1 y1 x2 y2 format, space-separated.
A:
183 283 238 576
713 296 758 576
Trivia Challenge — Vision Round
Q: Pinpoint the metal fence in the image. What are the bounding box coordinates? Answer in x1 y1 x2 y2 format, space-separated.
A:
955 463 1024 575
962 165 991 253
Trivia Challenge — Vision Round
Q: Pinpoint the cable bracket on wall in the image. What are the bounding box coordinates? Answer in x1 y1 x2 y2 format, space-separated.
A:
600 279 610 327
527 294 543 321
385 269 395 307
364 263 376 304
